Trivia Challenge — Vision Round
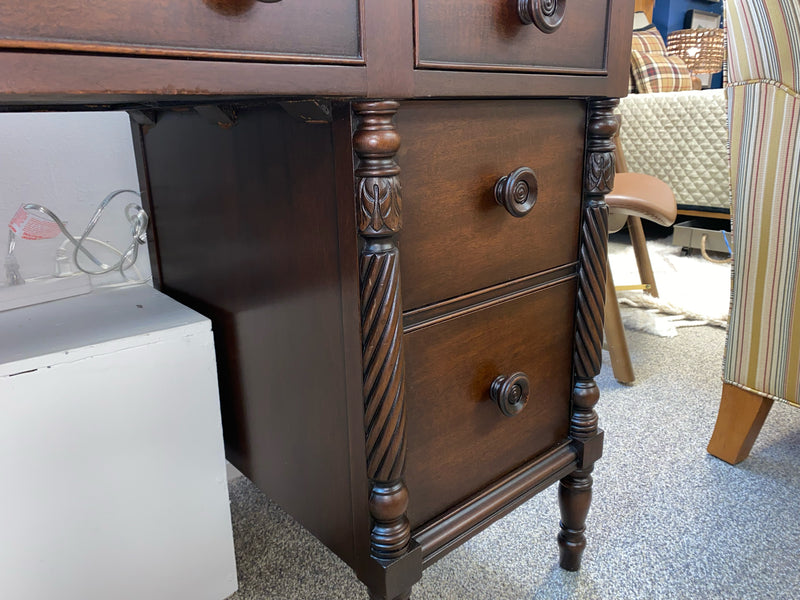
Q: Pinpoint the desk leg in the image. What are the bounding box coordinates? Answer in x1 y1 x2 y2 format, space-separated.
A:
354 101 420 600
558 98 618 571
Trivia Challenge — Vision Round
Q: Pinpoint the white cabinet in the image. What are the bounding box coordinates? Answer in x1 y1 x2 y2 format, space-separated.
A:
0 285 237 600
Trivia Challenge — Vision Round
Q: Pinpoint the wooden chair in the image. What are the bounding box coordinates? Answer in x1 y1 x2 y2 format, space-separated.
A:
604 124 677 384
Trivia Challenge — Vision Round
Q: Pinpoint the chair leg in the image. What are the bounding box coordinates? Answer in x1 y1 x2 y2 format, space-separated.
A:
707 382 774 464
627 216 658 297
604 263 635 385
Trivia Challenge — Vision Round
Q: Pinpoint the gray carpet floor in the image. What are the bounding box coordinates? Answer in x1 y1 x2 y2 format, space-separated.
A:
226 317 800 600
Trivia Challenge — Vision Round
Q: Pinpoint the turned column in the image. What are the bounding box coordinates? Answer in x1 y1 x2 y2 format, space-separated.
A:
558 98 619 571
353 101 415 600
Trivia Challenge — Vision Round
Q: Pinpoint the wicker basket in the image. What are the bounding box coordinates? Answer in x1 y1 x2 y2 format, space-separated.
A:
667 28 725 73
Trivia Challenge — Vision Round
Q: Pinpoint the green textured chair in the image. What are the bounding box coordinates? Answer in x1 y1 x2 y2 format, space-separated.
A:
707 0 800 464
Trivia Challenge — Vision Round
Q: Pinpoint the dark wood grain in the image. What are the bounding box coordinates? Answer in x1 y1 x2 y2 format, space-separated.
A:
403 265 576 332
0 0 362 63
395 100 585 310
0 0 633 108
0 1 637 595
137 102 365 567
416 0 609 73
411 68 624 99
353 102 415 573
403 278 577 528
0 53 368 107
574 98 618 381
414 443 576 566
411 0 633 99
362 0 415 97
558 98 619 572
330 103 373 575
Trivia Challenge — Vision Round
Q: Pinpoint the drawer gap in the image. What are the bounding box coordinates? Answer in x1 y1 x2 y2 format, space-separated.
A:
415 60 607 76
403 264 577 333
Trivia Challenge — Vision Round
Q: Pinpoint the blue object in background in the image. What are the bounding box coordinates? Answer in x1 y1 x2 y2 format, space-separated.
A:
652 0 724 89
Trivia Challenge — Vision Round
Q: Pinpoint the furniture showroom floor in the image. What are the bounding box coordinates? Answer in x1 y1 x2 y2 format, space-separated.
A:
224 322 800 600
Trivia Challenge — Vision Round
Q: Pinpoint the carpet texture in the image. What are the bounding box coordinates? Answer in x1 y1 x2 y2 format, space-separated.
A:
226 322 800 600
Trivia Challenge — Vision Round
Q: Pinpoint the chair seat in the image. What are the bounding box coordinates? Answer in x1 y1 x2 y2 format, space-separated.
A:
607 172 677 232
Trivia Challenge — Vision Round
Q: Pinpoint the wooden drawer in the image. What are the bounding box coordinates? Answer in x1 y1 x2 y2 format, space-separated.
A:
403 278 576 528
396 100 585 310
0 0 361 64
416 0 610 74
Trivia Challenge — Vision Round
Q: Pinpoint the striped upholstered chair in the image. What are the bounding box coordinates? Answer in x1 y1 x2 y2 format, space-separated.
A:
707 0 800 464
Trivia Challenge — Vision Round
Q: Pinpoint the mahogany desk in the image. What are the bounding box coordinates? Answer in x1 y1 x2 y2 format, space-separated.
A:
0 2 633 598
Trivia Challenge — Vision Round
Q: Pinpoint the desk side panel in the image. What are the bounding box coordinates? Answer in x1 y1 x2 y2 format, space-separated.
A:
135 104 366 566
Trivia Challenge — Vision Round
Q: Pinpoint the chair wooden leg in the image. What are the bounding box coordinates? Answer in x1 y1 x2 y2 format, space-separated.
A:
707 383 774 464
627 216 658 297
604 263 635 384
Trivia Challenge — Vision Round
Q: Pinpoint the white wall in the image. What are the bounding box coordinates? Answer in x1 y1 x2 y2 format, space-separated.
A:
0 111 150 285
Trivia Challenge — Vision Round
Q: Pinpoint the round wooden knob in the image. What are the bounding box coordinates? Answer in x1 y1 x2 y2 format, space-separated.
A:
494 167 538 218
517 0 566 33
490 372 530 417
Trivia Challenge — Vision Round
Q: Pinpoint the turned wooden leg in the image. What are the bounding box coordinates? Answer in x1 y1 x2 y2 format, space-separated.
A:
558 98 617 571
707 382 774 464
558 467 593 571
627 216 658 297
604 262 635 384
558 380 602 571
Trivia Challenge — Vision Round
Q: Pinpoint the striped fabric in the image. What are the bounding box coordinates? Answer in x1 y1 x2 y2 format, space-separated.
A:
630 50 694 93
727 0 800 91
724 0 800 407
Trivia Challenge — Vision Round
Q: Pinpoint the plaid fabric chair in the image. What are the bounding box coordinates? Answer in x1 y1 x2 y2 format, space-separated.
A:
707 0 800 464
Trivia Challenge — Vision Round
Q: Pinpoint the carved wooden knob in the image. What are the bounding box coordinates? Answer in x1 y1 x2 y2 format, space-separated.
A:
490 372 530 417
494 167 538 218
517 0 566 33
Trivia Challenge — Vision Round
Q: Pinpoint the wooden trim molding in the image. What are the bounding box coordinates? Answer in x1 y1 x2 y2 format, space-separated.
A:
0 39 364 65
415 443 577 566
354 99 424 600
353 100 408 559
558 97 619 571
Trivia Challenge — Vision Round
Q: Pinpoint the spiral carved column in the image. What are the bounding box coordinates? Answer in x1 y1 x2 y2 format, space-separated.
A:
353 102 413 598
558 98 619 571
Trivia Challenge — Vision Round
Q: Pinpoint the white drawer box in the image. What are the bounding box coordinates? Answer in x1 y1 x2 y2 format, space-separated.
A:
0 285 237 600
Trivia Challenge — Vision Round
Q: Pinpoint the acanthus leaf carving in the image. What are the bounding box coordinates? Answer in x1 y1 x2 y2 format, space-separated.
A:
358 176 402 235
585 151 615 196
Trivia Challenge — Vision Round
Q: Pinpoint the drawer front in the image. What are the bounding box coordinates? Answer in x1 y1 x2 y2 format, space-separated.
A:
0 1 361 64
403 279 576 528
416 0 609 73
396 100 585 310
